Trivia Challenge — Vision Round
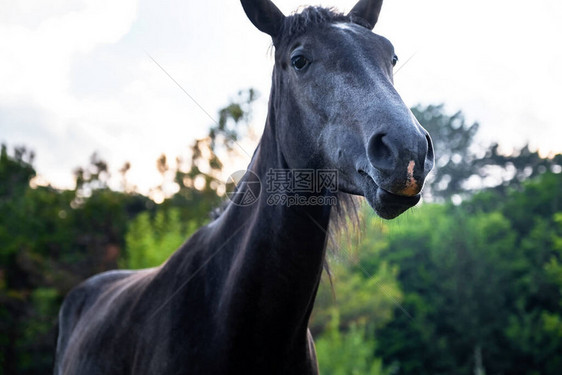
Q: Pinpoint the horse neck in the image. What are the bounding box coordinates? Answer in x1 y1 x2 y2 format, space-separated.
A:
212 104 332 351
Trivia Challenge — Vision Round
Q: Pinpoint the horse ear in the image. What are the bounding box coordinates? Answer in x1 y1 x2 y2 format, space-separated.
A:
348 0 384 29
241 0 285 39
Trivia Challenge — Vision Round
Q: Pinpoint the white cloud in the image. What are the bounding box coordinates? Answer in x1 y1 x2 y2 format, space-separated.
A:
0 0 137 103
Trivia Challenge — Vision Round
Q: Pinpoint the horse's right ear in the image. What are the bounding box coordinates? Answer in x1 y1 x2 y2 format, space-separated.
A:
348 0 384 29
241 0 285 39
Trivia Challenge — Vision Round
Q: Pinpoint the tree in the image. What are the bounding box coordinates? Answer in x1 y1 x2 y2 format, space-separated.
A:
477 143 562 193
312 218 403 335
120 209 197 269
163 88 258 225
374 172 562 375
0 144 35 198
73 152 110 196
0 146 149 374
315 310 388 375
412 104 480 201
413 104 562 202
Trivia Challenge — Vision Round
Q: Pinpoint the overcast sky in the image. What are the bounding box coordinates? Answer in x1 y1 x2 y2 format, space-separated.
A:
1 0 561 193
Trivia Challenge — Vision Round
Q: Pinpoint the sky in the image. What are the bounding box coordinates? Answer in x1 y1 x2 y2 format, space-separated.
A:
1 0 561 194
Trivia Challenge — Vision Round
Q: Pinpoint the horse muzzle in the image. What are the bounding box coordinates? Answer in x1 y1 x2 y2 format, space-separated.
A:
356 125 434 219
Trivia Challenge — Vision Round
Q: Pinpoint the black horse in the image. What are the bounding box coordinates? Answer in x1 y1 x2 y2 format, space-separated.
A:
54 0 434 373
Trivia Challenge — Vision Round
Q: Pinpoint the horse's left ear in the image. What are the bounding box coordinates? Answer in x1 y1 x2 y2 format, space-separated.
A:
348 0 384 29
241 0 285 39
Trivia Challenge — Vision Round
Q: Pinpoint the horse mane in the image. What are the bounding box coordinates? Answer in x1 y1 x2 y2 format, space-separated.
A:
209 5 368 287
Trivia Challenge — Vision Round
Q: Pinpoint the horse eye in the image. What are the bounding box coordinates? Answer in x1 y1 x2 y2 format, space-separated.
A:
392 55 399 67
291 55 310 71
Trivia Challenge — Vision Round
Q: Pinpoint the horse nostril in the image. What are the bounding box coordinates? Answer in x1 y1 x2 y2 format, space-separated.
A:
367 132 394 173
425 134 435 172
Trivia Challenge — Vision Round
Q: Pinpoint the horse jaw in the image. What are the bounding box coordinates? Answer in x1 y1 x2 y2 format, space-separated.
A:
357 170 421 220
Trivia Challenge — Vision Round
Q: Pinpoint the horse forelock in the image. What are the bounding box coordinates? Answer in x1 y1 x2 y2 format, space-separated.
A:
275 6 371 48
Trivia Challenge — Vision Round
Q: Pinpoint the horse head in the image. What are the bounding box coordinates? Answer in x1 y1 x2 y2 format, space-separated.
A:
242 0 434 219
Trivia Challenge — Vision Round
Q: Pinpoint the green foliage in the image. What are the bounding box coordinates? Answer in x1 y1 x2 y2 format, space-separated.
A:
312 220 402 375
315 310 387 375
0 144 35 198
375 172 562 375
16 288 60 373
120 209 197 269
0 147 149 374
312 231 402 333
